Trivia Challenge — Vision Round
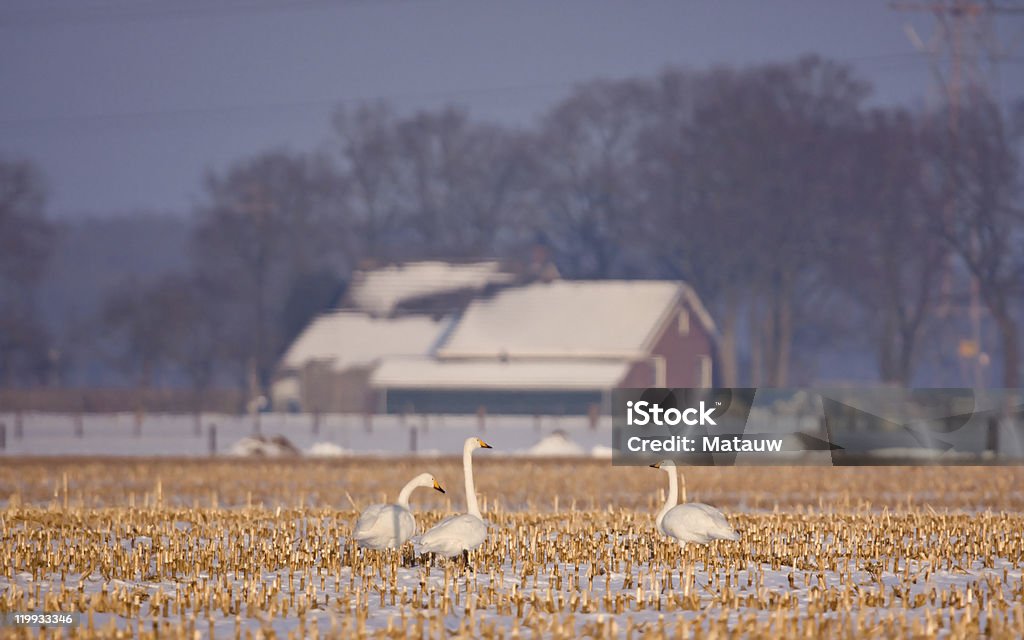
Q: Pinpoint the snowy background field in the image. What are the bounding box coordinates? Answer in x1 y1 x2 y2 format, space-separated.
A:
0 412 614 459
4 409 1022 463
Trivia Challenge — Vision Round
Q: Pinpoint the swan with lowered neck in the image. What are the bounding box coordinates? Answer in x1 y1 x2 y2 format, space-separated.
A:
650 460 739 546
415 437 492 557
353 472 445 549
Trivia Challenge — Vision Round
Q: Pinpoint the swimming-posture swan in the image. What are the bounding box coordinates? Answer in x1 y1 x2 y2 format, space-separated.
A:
353 472 445 549
650 460 739 546
415 437 492 557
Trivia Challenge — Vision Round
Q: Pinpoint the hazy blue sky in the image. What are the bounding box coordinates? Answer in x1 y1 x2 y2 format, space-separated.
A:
1 0 1021 217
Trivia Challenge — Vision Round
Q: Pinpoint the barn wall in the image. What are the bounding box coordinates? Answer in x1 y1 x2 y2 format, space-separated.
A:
299 365 374 413
619 303 714 388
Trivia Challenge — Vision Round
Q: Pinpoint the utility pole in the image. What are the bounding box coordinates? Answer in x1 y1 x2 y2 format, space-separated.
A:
891 0 1023 389
893 1 1023 105
243 180 273 407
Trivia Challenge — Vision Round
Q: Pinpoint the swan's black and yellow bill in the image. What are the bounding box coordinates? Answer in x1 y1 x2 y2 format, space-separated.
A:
478 439 493 449
649 462 662 469
433 479 446 493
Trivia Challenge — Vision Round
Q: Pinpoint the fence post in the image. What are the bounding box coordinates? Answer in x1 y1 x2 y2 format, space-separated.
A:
986 416 999 455
73 413 83 438
312 411 321 436
14 411 22 439
208 424 217 457
133 409 143 437
1 422 6 451
477 406 487 432
410 425 418 454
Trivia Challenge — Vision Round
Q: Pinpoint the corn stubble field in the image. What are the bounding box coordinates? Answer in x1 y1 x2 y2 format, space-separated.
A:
1 460 1023 638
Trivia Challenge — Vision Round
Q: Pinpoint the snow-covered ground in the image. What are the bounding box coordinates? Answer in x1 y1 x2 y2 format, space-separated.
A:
0 412 613 458
2 426 1022 636
2 525 1020 637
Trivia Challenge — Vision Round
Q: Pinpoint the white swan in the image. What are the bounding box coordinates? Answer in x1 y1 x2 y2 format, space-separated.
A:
650 460 739 546
353 472 445 549
415 437 492 557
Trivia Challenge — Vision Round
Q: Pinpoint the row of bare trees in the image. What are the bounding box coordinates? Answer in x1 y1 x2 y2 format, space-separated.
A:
3 55 1022 396
0 159 54 386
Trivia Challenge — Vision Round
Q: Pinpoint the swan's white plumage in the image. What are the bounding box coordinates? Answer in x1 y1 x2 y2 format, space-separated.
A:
352 472 443 549
415 437 492 557
415 513 487 557
651 460 739 547
659 503 739 545
353 504 416 549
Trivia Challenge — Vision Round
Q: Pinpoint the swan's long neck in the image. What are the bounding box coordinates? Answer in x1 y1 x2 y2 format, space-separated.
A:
464 444 481 518
656 467 678 530
396 477 419 508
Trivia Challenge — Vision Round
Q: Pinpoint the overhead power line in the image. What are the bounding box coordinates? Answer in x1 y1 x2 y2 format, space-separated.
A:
0 0 392 28
0 51 958 131
0 81 583 130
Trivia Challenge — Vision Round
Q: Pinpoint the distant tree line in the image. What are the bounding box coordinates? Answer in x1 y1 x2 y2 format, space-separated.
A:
0 159 53 385
2 55 1022 400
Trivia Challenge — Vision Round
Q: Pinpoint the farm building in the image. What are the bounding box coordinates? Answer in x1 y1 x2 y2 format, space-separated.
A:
271 312 449 412
271 260 523 411
274 260 717 415
371 280 717 415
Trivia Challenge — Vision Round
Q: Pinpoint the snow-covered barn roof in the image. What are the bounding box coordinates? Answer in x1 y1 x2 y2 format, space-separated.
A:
280 311 448 372
346 261 516 316
436 280 716 359
371 358 630 390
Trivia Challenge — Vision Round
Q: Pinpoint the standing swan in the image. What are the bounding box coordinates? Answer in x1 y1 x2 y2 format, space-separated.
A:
353 472 445 549
415 437 492 557
650 460 739 546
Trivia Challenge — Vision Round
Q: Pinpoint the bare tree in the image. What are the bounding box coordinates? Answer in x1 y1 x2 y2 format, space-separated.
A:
826 108 944 385
742 57 868 386
191 150 344 397
637 68 753 385
158 274 225 413
0 158 54 385
99 279 175 389
333 104 405 259
640 58 869 385
0 159 51 289
98 272 226 412
334 105 529 261
927 96 1023 387
527 78 654 278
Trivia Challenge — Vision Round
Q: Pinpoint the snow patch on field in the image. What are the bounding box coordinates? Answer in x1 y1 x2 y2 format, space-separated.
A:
228 435 301 457
307 442 351 457
523 431 586 457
